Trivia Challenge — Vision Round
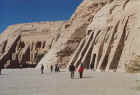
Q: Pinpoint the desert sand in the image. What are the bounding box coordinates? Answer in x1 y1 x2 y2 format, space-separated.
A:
0 69 139 95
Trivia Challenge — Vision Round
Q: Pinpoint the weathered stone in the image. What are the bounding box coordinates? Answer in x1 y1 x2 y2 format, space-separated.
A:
70 0 140 72
36 0 108 69
0 21 64 68
1 0 140 73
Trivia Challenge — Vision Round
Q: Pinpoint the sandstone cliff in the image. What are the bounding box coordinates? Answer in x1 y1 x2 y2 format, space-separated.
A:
0 21 64 68
69 0 140 72
1 0 140 72
37 0 140 72
36 0 109 69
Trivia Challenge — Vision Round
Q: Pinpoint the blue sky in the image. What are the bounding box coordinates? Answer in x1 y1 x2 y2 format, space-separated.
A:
0 0 82 33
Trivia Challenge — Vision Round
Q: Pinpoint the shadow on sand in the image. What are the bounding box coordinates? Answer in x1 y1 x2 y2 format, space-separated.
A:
0 74 8 78
83 76 93 79
135 80 140 91
73 76 94 79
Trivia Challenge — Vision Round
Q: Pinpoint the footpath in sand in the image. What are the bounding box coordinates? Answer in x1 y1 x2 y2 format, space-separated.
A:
0 69 140 95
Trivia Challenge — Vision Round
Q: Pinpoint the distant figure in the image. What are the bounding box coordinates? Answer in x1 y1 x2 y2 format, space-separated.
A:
69 64 75 79
78 64 84 78
50 65 53 72
55 64 57 72
0 63 2 75
0 67 1 75
55 64 60 72
90 63 94 71
41 64 44 74
57 64 60 72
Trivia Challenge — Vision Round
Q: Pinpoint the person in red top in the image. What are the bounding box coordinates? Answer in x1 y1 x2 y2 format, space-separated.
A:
78 64 84 78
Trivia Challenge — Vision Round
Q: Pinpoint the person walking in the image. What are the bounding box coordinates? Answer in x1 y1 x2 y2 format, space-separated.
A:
90 63 94 71
0 66 1 75
41 64 44 74
69 64 75 79
57 64 60 72
0 62 2 75
78 64 84 78
55 64 60 72
50 65 53 72
55 64 58 72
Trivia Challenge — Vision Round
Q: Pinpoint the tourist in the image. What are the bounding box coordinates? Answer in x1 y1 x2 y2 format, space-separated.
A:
55 64 58 72
0 63 2 75
57 64 60 72
90 63 94 71
55 64 57 72
0 66 1 75
78 64 84 78
69 64 75 79
55 64 60 72
50 65 53 72
41 64 44 74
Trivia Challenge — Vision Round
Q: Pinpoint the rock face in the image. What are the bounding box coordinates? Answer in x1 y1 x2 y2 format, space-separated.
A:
68 0 140 72
1 0 140 72
0 21 64 68
37 0 140 72
36 0 109 69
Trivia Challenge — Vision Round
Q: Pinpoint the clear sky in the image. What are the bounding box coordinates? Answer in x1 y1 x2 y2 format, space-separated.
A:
0 0 82 33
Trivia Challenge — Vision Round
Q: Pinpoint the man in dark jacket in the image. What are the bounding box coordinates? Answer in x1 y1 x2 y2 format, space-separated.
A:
50 65 53 72
41 64 44 74
0 62 2 75
0 66 1 75
69 64 75 79
90 63 94 71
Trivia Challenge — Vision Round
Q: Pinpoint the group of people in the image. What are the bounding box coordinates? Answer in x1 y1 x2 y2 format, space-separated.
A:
40 63 94 79
69 64 84 79
40 64 60 74
69 63 94 79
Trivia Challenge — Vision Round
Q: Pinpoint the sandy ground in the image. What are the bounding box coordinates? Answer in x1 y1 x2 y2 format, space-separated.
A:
0 69 140 95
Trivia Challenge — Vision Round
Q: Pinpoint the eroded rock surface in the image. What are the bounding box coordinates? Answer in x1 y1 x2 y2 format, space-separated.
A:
0 21 64 68
1 0 140 72
38 0 140 72
37 0 108 69
69 0 140 72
